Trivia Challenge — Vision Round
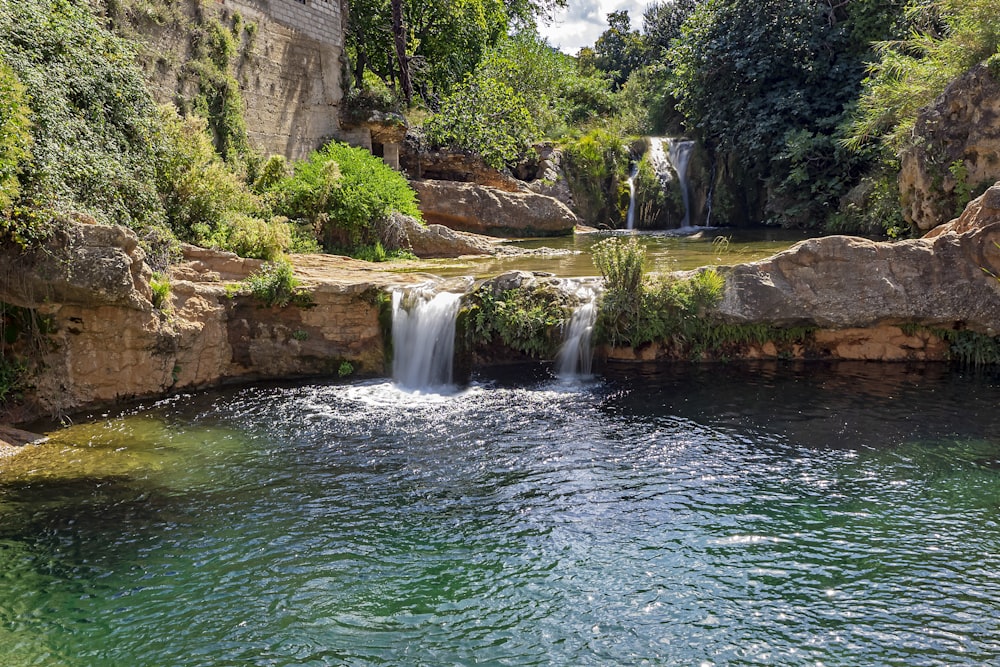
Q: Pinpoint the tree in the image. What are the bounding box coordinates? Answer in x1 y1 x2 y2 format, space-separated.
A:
665 0 909 228
642 0 700 58
347 0 566 106
593 10 646 89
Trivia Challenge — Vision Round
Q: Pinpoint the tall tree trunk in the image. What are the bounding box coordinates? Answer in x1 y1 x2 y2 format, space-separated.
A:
391 0 412 105
353 48 367 90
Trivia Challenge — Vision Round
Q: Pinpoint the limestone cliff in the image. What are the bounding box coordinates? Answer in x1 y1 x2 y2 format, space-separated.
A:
899 64 1000 232
0 223 419 421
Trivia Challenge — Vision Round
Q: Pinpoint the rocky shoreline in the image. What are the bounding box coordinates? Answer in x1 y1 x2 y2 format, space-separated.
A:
0 186 998 425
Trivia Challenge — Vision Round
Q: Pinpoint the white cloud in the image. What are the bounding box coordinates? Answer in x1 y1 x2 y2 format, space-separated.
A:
538 0 650 54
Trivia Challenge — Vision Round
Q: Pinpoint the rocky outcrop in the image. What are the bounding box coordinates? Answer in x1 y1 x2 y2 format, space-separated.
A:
924 180 1000 238
378 212 497 257
410 179 579 237
899 64 1000 232
0 222 421 420
400 142 522 192
517 144 574 208
717 225 1000 333
0 220 152 310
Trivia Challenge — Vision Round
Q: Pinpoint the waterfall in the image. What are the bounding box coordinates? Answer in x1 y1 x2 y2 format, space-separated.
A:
667 138 696 228
625 165 638 231
646 137 699 229
555 286 598 379
391 284 463 391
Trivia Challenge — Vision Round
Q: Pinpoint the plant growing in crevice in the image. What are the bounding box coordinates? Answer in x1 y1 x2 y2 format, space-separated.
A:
466 286 568 359
241 258 312 308
150 272 172 311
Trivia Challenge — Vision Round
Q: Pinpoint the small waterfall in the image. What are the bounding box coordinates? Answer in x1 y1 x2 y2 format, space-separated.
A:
555 285 598 379
667 138 696 228
391 284 463 391
646 137 699 229
625 165 638 230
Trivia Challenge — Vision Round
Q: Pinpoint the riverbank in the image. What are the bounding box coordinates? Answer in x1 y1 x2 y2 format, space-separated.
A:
1 187 999 424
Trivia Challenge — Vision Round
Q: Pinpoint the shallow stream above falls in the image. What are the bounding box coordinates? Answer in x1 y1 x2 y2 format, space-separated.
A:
2 361 1000 665
395 228 815 279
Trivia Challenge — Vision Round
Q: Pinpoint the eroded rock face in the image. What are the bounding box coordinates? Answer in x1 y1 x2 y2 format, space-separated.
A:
0 222 152 310
717 224 1000 333
899 64 1000 232
400 143 522 192
1 224 419 419
924 181 1000 238
410 179 579 238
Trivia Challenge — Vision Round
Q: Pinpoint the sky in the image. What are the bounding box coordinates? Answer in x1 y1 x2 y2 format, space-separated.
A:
537 0 649 54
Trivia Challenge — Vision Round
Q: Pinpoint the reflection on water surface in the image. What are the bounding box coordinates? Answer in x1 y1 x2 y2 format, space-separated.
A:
2 362 999 666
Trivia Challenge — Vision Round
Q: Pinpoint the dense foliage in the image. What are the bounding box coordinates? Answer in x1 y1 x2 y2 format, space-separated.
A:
0 0 164 238
593 237 724 349
846 0 1000 152
424 31 620 167
269 141 422 251
468 286 567 358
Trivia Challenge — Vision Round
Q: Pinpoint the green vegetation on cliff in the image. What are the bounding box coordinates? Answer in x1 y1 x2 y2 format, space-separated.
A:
0 0 423 264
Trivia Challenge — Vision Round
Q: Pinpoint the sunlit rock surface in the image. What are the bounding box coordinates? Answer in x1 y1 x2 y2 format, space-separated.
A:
410 179 579 238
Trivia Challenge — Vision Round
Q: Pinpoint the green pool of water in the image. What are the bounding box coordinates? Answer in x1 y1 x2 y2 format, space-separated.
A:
2 362 999 665
397 228 816 279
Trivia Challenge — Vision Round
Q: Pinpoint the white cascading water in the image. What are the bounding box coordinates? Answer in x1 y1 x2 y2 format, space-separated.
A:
625 165 638 230
555 285 598 379
391 285 463 391
645 137 698 229
667 138 696 228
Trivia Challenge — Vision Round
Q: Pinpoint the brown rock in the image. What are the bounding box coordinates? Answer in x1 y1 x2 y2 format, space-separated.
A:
900 64 1000 232
717 224 1000 333
0 223 152 310
410 179 579 238
924 181 1000 238
401 145 522 192
378 212 497 258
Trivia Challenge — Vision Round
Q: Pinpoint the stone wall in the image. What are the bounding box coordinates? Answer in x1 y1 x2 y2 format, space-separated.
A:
120 0 346 160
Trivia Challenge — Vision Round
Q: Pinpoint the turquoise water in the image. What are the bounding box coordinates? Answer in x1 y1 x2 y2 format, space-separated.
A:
2 362 1000 665
398 228 816 279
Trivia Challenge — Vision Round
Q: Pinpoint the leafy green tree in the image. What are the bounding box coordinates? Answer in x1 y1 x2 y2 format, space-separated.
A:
642 0 700 58
424 74 537 169
666 0 908 228
594 10 646 89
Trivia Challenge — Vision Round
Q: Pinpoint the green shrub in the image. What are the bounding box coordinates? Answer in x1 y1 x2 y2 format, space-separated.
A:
208 213 292 261
563 128 630 226
150 272 171 310
270 141 421 251
154 109 264 242
242 258 310 308
424 75 537 170
469 287 567 358
593 237 725 349
337 361 354 377
593 237 645 294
